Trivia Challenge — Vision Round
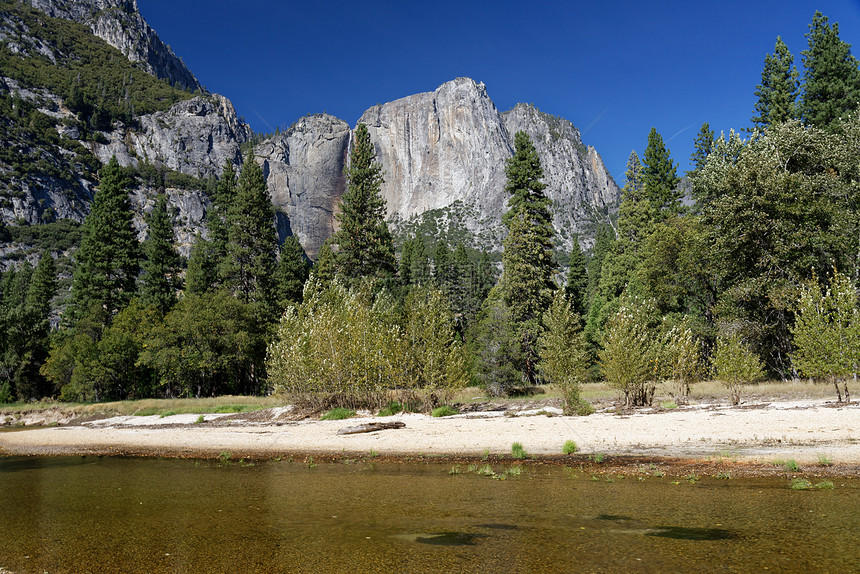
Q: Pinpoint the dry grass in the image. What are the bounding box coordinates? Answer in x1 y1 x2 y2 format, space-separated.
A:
0 395 282 418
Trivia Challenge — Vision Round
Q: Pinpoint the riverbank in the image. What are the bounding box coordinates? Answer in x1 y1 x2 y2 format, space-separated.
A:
2 396 858 476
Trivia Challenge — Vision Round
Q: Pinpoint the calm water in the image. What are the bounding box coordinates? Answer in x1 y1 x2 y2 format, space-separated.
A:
0 456 858 573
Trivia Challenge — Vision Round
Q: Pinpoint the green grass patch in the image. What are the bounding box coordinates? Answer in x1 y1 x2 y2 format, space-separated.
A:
784 459 800 472
660 400 678 409
320 407 356 421
817 453 833 467
814 480 835 490
562 440 578 455
431 405 458 417
511 442 527 460
377 402 403 416
790 478 812 490
194 415 205 424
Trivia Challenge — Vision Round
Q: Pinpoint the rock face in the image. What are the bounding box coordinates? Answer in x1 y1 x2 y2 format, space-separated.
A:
24 0 200 91
254 115 350 258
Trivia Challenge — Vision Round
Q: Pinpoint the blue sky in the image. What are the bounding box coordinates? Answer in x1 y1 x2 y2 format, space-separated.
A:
138 0 860 183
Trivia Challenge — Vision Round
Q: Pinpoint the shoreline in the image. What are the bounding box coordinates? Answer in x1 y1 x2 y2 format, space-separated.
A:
2 397 858 476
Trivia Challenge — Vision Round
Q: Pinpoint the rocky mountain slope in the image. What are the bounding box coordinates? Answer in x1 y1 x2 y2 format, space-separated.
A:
0 0 619 267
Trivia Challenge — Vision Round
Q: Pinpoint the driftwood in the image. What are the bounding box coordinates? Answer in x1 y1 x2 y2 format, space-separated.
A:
337 421 406 435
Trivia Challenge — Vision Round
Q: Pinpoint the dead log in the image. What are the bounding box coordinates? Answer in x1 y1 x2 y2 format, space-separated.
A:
336 421 406 435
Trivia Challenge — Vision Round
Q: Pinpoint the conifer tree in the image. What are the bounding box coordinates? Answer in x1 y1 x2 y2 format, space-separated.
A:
333 123 395 283
222 157 277 314
800 11 860 131
67 156 140 323
751 37 799 130
140 192 181 315
496 131 556 386
642 128 681 215
565 239 588 317
274 235 310 308
310 238 337 286
689 123 714 176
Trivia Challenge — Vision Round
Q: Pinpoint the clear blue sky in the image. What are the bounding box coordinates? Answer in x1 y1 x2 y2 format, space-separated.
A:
138 0 860 183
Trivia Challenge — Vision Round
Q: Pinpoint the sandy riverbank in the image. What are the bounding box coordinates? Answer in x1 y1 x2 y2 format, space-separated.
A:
1 398 858 473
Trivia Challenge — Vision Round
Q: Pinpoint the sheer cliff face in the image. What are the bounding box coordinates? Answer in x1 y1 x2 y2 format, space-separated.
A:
254 115 351 259
358 78 513 221
25 0 200 90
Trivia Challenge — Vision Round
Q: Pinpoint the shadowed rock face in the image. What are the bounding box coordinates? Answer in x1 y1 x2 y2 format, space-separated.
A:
254 115 351 259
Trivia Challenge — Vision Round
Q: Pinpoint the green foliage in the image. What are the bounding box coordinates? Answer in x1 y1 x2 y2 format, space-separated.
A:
790 478 812 490
600 297 661 407
333 123 396 283
562 440 578 455
538 290 589 415
222 157 277 317
642 128 682 215
320 407 356 421
431 405 458 417
511 442 527 459
660 320 702 403
377 402 403 416
689 123 714 176
140 192 182 315
274 235 310 309
711 333 765 405
0 2 192 129
791 271 857 402
66 156 140 323
474 288 522 396
6 219 82 253
784 459 800 471
751 37 799 130
267 281 468 411
800 11 860 131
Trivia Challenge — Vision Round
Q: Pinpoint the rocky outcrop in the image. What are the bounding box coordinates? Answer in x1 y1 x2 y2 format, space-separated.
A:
124 94 251 178
24 0 200 91
254 114 350 258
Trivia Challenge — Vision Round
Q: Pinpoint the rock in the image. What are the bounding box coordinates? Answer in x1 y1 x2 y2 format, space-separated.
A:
254 114 350 258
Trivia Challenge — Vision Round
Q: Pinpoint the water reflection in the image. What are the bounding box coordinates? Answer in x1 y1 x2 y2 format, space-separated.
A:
0 456 857 573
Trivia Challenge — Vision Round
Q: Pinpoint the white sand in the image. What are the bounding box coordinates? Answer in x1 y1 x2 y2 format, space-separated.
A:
1 398 858 465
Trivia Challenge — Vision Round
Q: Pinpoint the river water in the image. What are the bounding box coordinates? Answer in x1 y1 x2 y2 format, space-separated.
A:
0 456 858 572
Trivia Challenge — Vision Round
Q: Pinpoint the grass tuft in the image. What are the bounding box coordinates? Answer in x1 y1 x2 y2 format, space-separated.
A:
431 405 458 417
790 478 812 490
511 442 527 460
377 402 403 417
817 453 833 467
562 440 578 455
320 407 356 421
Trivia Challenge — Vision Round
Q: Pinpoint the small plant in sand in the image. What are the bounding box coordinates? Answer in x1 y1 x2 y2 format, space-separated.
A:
591 453 605 464
660 400 678 410
218 451 232 465
783 459 800 472
431 405 458 417
562 440 578 455
320 407 356 421
511 442 527 460
790 478 812 490
814 480 834 490
817 453 833 467
194 414 205 424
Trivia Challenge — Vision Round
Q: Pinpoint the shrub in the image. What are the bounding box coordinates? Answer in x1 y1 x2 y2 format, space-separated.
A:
562 440 578 455
377 402 403 417
711 332 765 405
600 297 661 406
538 291 590 415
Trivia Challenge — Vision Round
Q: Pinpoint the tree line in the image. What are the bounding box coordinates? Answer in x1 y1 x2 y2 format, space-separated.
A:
1 11 858 409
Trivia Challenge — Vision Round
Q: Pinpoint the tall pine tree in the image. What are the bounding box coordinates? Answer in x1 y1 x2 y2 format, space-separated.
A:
800 11 860 131
497 131 556 387
751 37 799 131
67 156 140 323
333 123 395 283
140 192 182 315
642 128 681 216
274 235 310 309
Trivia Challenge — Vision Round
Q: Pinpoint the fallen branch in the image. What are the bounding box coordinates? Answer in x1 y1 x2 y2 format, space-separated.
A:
337 421 406 435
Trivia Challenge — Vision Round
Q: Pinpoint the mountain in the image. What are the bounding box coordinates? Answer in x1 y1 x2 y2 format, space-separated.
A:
0 0 619 268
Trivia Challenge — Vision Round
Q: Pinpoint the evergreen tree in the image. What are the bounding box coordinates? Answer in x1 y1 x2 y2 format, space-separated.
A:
67 156 140 323
565 238 588 317
184 232 216 296
274 235 310 309
538 290 590 414
311 238 337 286
333 123 395 283
495 131 556 387
222 157 277 314
689 122 714 176
800 11 860 131
751 37 799 130
642 128 681 215
433 239 453 294
140 192 181 315
212 159 237 284
26 251 57 320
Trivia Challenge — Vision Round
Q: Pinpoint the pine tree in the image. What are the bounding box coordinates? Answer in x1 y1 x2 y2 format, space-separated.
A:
67 156 140 323
212 159 237 285
642 128 681 215
310 238 337 286
140 192 181 315
800 11 860 131
565 238 588 317
496 131 556 386
184 232 215 296
274 235 310 308
333 123 395 283
751 37 799 130
222 157 277 313
689 123 714 175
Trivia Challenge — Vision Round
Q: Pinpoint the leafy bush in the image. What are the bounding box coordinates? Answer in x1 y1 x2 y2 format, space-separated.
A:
562 440 578 455
511 442 527 459
711 333 765 405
